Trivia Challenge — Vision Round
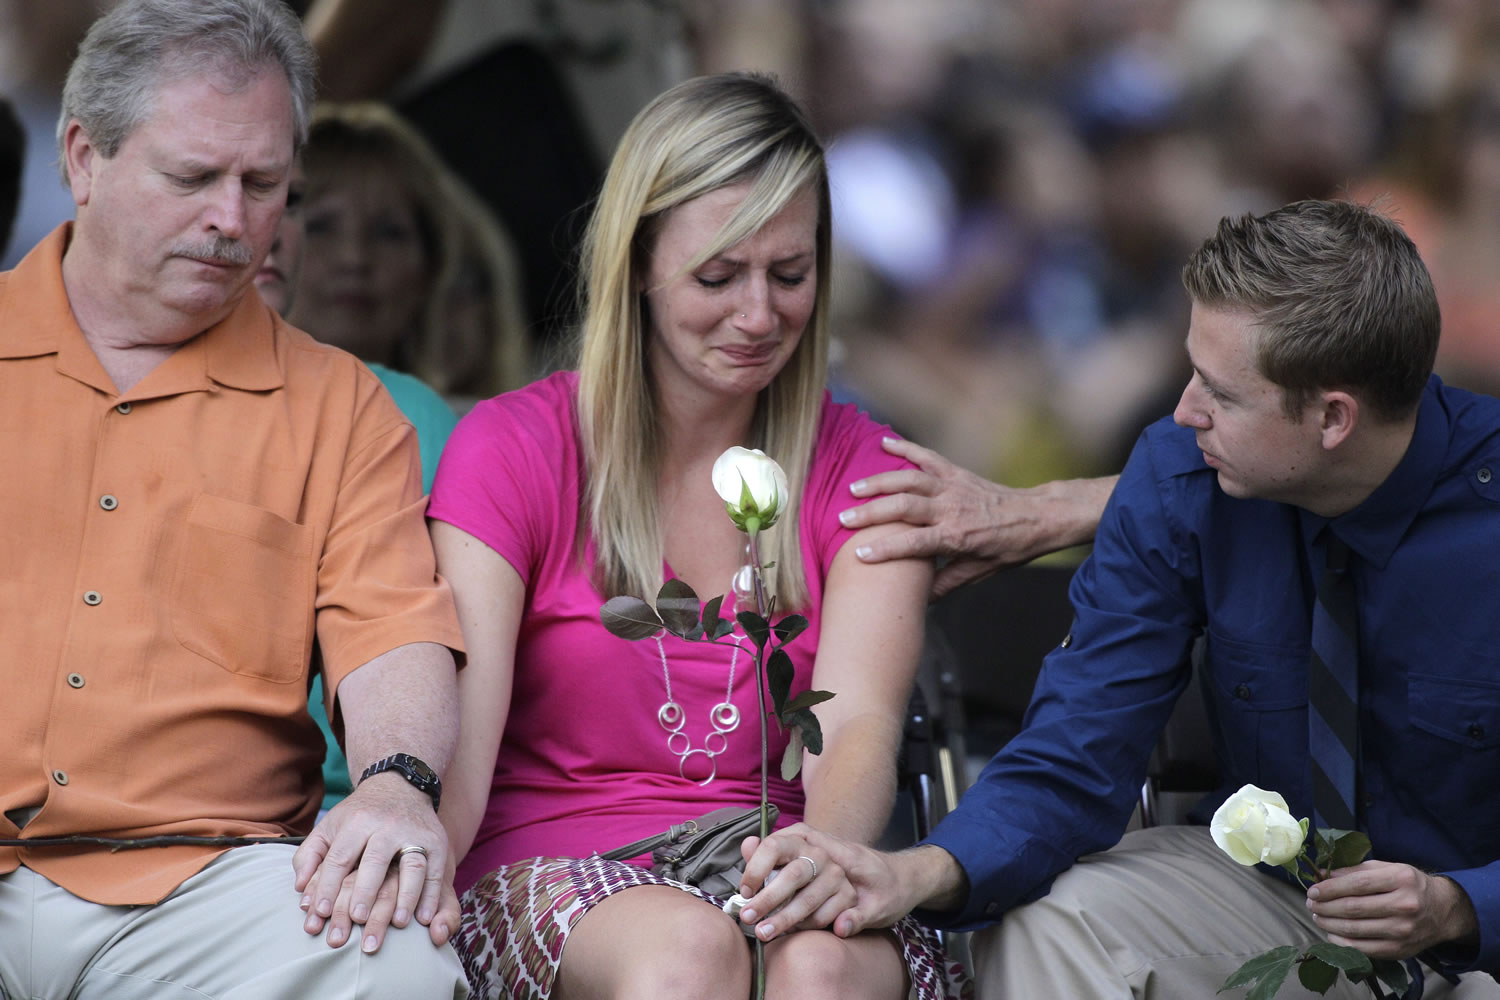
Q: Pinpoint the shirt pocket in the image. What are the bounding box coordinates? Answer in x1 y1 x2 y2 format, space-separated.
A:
1202 630 1307 784
172 492 315 683
1408 673 1500 750
1405 673 1500 842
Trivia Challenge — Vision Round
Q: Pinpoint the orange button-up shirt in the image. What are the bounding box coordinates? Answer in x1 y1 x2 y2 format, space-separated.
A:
0 226 464 904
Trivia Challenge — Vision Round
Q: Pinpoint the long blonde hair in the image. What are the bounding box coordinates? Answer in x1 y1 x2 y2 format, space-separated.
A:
576 73 832 609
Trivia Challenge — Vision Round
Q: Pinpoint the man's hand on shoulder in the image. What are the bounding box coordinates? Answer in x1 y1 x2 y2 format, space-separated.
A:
293 772 459 952
838 437 1116 598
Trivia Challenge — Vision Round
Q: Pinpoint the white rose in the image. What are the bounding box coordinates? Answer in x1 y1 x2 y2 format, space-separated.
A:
711 447 789 534
1210 784 1305 867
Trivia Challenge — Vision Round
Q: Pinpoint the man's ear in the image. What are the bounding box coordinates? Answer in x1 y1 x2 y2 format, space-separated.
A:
1318 390 1359 451
62 120 98 208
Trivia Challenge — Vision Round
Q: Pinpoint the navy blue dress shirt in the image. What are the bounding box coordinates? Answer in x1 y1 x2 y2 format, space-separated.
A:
923 376 1500 975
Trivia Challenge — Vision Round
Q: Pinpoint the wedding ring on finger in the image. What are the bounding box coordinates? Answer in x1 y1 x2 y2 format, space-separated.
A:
395 844 429 863
797 854 818 881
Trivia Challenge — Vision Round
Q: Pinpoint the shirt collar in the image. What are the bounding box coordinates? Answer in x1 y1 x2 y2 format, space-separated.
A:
199 286 284 393
0 225 80 361
0 223 284 396
1299 376 1446 570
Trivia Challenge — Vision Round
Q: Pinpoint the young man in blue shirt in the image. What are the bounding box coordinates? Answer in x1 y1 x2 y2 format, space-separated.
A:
741 199 1500 998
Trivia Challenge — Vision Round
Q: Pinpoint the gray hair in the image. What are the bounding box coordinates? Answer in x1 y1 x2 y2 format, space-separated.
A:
57 0 316 183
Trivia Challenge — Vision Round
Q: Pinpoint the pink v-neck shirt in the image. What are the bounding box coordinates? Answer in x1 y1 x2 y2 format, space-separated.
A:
428 371 912 893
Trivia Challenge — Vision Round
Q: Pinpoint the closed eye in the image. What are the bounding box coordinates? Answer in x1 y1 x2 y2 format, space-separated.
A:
1200 378 1232 405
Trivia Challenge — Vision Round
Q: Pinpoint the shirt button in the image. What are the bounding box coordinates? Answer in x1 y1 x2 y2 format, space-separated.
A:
115 402 132 414
1479 468 1493 484
1468 723 1486 741
82 590 102 606
52 769 69 786
99 494 119 511
1234 683 1251 700
67 673 85 689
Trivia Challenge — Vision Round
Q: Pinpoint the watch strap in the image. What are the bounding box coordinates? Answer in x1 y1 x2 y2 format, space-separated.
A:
358 752 441 811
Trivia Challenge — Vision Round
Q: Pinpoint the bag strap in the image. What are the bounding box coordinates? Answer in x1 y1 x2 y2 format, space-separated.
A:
597 815 711 861
597 827 674 862
596 805 775 862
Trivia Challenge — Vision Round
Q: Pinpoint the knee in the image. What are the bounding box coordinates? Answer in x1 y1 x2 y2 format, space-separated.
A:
358 932 469 999
622 906 750 1000
970 866 1119 984
973 856 1173 994
766 930 892 1000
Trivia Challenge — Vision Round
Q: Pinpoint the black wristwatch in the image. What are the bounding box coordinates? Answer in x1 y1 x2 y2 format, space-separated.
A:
359 753 442 811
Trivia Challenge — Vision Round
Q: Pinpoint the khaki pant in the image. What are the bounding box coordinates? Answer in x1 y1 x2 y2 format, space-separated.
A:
0 843 469 1000
971 826 1499 1000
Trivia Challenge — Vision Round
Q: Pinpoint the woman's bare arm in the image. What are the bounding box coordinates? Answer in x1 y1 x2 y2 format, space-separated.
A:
429 519 525 861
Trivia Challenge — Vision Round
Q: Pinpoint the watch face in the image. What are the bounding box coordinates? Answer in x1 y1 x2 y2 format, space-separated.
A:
406 757 437 783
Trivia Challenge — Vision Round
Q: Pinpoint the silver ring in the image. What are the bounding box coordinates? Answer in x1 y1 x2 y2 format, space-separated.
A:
396 844 429 861
797 855 818 880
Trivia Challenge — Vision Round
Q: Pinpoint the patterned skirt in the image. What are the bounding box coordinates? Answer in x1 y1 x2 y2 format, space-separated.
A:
454 855 973 1000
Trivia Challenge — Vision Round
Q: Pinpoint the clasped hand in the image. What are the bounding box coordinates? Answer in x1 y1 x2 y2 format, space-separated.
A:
734 823 916 942
292 775 459 953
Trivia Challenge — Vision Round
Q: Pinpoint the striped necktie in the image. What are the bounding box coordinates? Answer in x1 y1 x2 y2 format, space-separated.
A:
1308 533 1359 832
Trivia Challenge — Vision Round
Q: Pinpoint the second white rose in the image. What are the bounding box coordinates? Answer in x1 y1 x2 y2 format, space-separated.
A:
1210 783 1305 867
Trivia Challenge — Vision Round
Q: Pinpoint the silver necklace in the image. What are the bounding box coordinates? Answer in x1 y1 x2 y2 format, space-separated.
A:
653 631 742 785
654 556 761 785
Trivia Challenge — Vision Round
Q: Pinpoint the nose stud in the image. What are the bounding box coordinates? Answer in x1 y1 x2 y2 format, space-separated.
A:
739 313 745 319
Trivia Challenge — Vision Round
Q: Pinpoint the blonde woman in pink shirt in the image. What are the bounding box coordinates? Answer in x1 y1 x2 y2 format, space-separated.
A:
426 73 969 1000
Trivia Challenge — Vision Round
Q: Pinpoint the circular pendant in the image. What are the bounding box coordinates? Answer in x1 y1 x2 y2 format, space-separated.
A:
731 564 755 603
711 702 741 731
658 701 684 730
678 748 717 785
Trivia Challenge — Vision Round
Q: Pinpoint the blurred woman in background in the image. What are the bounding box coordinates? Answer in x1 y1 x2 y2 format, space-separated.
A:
289 101 529 408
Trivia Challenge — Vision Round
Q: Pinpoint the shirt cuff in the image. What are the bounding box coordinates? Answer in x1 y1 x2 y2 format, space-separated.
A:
916 812 1071 929
1433 864 1500 976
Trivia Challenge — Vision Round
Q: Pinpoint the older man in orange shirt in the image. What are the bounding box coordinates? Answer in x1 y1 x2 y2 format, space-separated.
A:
0 0 470 996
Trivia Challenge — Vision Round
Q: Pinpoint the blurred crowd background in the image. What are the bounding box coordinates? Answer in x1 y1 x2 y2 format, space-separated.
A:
3 0 1498 488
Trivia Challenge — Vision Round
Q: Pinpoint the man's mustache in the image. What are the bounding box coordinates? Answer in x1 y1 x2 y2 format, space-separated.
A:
171 237 253 267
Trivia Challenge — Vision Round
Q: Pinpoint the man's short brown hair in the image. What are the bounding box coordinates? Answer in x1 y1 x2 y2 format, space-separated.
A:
1181 200 1439 421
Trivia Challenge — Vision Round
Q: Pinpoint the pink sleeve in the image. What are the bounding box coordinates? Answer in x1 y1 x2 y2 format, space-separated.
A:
426 373 578 584
802 395 916 581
